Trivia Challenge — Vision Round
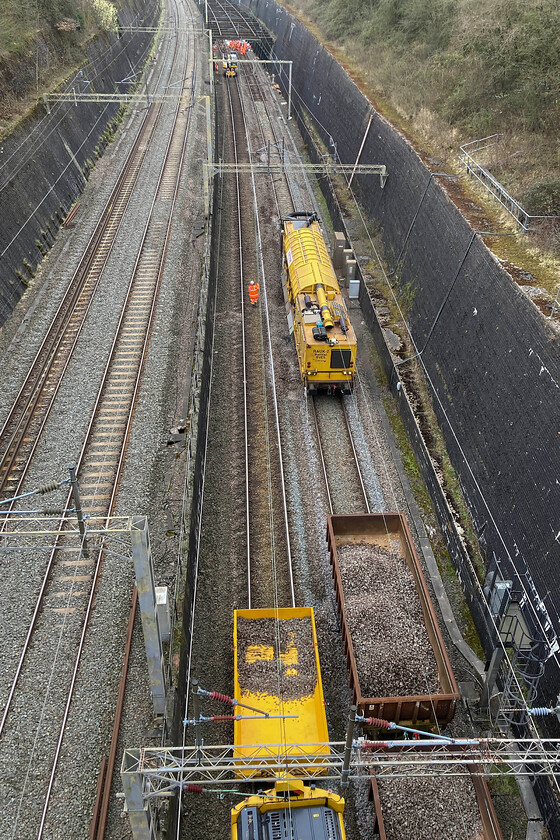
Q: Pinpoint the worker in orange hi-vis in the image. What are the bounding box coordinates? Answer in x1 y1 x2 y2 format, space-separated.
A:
248 282 260 306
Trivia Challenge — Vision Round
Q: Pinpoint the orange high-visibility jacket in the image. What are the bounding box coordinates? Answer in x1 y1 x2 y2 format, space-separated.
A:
248 283 260 304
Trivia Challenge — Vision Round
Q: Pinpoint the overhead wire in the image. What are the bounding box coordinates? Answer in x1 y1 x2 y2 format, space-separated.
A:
177 4 215 831
239 52 305 830
268 52 452 725
167 32 559 840
262 57 442 808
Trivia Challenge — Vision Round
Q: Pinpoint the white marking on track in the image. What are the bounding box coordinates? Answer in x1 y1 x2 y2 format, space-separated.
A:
528 347 560 388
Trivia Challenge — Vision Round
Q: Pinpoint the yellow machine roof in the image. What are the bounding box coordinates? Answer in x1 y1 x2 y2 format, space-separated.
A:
284 222 340 298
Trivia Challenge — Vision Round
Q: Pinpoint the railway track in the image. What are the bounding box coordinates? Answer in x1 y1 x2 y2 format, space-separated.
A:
221 71 293 609
311 395 370 514
183 28 425 840
184 14 502 840
0 105 161 503
0 0 199 835
181 58 303 804
237 60 371 515
205 0 272 53
241 58 384 517
241 61 308 214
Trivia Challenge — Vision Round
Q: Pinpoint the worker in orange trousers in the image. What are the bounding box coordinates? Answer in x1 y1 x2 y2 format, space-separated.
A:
248 282 260 305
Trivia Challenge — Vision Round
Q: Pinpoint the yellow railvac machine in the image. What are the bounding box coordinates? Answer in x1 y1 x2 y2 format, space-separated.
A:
282 212 357 394
231 607 346 840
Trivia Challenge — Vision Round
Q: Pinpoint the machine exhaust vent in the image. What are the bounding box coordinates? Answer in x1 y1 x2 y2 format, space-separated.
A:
324 808 339 839
267 810 295 840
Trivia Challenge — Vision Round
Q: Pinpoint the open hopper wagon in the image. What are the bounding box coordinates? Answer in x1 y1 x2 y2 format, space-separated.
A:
233 607 331 773
231 607 346 840
369 759 503 840
326 513 460 731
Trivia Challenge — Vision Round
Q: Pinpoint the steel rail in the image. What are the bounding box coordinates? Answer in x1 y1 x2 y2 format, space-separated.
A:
37 20 197 839
225 75 252 609
245 53 320 211
242 59 297 214
0 107 169 745
0 2 196 835
89 585 138 840
239 59 368 515
87 23 199 840
0 17 185 741
206 0 269 42
0 108 159 500
0 18 176 450
226 69 276 609
311 396 370 514
311 399 333 515
232 72 295 608
242 58 370 515
341 398 371 512
0 0 185 505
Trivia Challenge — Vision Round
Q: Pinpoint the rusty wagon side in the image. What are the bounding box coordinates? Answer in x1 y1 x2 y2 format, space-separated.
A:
326 513 460 731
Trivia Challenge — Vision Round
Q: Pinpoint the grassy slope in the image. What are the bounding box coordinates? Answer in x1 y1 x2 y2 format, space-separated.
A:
298 0 560 195
0 0 110 134
0 0 88 56
280 0 560 288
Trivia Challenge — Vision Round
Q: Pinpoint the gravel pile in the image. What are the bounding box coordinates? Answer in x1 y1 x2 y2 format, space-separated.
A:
376 774 484 840
337 543 440 697
237 616 317 699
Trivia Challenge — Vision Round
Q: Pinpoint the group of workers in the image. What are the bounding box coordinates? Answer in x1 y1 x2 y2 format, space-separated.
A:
226 39 250 54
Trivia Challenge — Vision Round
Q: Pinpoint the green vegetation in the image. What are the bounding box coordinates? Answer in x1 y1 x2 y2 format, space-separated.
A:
0 0 120 134
290 0 560 208
525 178 560 216
0 0 117 56
487 766 528 840
23 258 35 278
91 0 118 31
396 279 415 317
382 390 428 510
306 0 560 136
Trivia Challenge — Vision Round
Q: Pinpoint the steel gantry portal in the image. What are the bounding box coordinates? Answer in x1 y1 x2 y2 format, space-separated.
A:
120 737 560 839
